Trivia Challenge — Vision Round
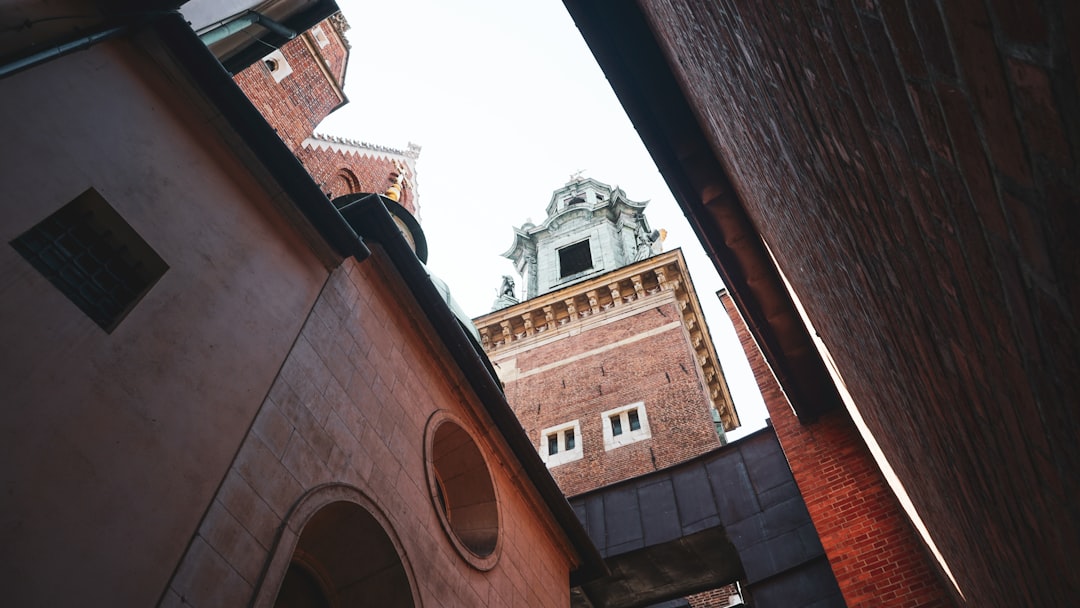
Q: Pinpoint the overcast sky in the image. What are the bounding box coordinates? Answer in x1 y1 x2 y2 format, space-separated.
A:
324 0 768 438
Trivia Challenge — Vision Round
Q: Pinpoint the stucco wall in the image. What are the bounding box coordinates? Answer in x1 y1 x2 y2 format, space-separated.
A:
164 254 578 607
0 41 327 606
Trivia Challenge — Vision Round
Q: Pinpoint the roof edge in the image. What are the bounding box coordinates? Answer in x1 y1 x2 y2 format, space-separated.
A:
339 194 609 584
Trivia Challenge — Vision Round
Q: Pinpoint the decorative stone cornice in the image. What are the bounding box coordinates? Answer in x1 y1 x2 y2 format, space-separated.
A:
474 249 740 430
328 12 351 49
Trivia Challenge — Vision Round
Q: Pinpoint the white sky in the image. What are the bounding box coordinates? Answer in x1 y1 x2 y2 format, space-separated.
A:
323 0 767 438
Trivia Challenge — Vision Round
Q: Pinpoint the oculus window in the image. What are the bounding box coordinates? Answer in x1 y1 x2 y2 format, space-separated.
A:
558 239 592 278
10 188 167 333
424 412 501 570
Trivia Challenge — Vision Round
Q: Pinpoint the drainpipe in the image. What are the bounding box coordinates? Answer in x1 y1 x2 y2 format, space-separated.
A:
198 12 296 47
0 25 130 80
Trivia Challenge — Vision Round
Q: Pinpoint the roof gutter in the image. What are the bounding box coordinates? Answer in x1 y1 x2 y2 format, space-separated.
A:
198 12 297 47
338 194 608 585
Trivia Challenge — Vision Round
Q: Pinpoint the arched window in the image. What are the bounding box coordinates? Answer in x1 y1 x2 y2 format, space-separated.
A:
326 169 361 199
261 487 421 608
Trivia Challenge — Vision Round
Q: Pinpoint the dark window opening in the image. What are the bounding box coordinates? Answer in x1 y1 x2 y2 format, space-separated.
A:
10 188 167 333
558 240 592 278
628 409 641 431
565 429 575 450
548 434 559 455
610 415 623 436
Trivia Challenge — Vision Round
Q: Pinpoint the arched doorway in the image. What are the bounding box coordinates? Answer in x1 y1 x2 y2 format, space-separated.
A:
272 499 417 608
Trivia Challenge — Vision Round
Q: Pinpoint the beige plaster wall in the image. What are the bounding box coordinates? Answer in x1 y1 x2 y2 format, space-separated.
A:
164 255 577 607
0 42 327 605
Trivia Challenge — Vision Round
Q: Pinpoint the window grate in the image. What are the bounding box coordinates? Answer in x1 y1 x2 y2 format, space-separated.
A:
11 189 167 333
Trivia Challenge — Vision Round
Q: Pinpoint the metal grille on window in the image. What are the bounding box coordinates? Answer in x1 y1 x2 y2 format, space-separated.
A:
610 415 623 436
628 409 641 432
10 188 167 332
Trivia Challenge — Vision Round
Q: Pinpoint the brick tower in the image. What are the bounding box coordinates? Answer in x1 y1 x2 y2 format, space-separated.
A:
233 14 421 215
474 177 740 497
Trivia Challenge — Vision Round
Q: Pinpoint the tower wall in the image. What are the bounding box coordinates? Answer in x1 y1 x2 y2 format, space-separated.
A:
499 295 721 496
477 249 738 497
234 18 421 215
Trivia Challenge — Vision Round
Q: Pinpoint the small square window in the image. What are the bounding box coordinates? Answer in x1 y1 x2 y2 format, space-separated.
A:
602 403 651 451
311 24 331 48
558 240 592 278
540 420 583 467
10 188 167 333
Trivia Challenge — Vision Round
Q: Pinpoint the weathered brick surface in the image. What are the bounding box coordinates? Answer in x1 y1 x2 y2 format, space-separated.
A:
165 255 575 606
721 292 956 608
232 33 343 151
295 142 419 214
639 1 1080 604
233 21 419 215
496 296 721 497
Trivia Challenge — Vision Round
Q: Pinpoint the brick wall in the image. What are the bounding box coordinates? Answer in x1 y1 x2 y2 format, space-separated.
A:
163 254 577 606
720 292 956 608
636 1 1080 604
232 32 343 151
295 144 419 214
496 296 721 497
235 22 419 216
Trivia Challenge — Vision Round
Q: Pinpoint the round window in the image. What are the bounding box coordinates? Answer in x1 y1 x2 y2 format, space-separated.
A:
424 411 500 570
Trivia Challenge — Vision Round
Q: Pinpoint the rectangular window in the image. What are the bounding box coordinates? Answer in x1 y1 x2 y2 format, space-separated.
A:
10 188 167 333
602 403 651 451
540 420 583 467
558 240 592 278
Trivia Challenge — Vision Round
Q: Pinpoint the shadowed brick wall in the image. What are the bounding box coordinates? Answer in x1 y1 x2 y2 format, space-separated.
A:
721 291 958 608
630 1 1080 604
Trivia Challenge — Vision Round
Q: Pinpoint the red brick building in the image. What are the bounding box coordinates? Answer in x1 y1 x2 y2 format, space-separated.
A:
721 290 955 607
564 1 1080 605
232 14 421 214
